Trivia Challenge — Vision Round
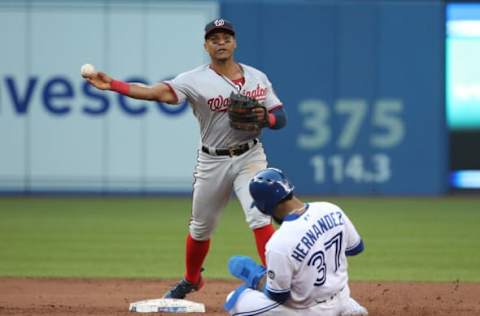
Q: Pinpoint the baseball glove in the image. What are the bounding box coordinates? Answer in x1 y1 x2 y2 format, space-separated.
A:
228 92 269 132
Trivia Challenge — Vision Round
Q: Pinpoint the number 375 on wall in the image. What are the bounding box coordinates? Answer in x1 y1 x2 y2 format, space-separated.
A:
297 99 405 184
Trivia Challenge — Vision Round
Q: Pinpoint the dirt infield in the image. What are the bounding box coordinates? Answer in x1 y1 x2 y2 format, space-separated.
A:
0 278 479 316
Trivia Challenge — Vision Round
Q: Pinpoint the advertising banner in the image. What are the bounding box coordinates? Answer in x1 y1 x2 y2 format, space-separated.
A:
0 1 218 192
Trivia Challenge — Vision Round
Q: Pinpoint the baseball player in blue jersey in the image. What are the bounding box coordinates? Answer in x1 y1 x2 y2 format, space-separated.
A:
83 19 287 299
224 168 368 316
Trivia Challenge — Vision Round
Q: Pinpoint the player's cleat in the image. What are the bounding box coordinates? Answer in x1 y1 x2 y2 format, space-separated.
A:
340 297 368 316
163 278 204 299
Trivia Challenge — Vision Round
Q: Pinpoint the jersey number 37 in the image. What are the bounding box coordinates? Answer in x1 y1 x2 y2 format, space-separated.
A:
307 232 343 287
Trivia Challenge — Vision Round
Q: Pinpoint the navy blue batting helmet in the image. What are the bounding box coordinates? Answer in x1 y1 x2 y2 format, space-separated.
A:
249 168 295 216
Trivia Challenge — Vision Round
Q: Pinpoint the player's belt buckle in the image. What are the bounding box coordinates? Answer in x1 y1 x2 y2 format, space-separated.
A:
202 139 258 156
228 143 247 156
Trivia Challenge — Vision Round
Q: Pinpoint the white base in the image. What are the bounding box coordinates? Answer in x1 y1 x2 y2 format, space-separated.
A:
129 298 206 313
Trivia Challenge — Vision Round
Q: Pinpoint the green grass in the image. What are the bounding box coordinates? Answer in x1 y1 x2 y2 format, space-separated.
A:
0 196 479 282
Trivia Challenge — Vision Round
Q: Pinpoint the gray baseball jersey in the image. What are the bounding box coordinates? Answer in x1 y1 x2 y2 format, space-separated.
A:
164 63 282 149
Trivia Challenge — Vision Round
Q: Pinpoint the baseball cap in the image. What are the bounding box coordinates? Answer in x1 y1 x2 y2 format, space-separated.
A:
204 18 235 39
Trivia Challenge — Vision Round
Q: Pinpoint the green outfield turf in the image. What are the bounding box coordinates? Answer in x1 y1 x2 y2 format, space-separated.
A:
0 196 479 282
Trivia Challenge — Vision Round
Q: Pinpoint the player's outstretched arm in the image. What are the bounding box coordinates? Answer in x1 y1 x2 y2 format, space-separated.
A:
83 71 177 104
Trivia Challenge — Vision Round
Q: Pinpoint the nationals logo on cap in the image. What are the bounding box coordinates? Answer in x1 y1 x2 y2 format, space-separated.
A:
204 18 235 39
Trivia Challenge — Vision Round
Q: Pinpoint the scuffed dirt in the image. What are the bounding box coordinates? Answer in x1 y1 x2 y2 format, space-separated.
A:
0 278 479 315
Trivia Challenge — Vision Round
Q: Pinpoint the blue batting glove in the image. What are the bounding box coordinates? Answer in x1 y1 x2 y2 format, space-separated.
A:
228 255 266 289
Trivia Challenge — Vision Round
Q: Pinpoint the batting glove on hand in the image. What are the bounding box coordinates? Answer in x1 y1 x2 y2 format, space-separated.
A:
228 255 266 289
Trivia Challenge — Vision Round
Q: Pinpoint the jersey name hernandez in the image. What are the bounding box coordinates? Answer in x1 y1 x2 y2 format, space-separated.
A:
290 210 344 263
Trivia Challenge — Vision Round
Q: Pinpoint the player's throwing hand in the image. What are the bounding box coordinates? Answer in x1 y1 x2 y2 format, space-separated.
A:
85 71 113 90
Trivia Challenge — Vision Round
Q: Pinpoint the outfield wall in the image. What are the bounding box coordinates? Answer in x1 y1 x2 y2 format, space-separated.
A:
223 0 447 195
0 0 447 195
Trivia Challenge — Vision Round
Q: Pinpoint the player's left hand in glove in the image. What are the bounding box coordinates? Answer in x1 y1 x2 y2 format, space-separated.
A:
228 256 266 289
228 92 269 132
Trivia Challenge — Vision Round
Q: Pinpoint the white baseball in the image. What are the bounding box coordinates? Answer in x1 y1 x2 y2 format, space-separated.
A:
80 63 96 78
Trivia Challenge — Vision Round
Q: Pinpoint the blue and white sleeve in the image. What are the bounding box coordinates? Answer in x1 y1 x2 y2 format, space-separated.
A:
264 250 292 304
342 211 364 256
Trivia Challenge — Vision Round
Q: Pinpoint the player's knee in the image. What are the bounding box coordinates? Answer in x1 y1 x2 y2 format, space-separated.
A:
246 214 271 230
189 228 211 241
189 223 213 240
225 295 236 316
225 290 235 307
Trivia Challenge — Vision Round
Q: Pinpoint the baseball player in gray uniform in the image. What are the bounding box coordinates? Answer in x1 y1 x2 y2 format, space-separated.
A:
83 18 287 299
224 168 368 316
